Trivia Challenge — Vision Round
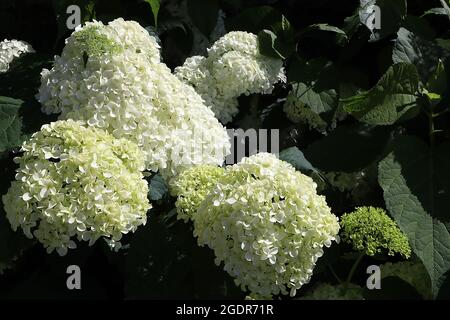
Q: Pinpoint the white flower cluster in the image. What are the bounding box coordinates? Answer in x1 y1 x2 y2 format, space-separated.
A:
283 86 328 133
37 19 230 180
193 153 340 297
0 39 34 73
2 120 151 256
175 31 286 123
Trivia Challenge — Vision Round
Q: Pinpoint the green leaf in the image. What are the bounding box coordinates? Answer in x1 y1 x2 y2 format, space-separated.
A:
257 29 285 59
125 213 242 299
288 58 339 119
281 15 290 32
145 0 160 28
427 60 447 96
279 147 316 173
148 173 168 201
393 28 449 81
342 63 419 125
363 277 423 300
293 82 337 115
378 136 450 297
0 53 56 137
439 0 450 20
402 15 436 40
300 24 348 44
187 0 219 36
422 8 448 17
0 97 24 153
359 0 407 42
305 124 392 172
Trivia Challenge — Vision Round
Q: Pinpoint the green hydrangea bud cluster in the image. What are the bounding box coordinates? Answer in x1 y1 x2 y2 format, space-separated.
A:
73 25 122 57
381 261 432 299
2 120 151 256
340 207 411 258
170 165 226 222
300 283 364 300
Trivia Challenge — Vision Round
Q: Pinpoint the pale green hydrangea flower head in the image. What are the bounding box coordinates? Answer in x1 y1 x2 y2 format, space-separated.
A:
2 120 151 256
300 283 364 300
170 165 226 222
193 153 340 297
38 19 230 181
0 39 34 73
175 31 286 124
340 206 411 258
381 261 431 299
283 86 328 133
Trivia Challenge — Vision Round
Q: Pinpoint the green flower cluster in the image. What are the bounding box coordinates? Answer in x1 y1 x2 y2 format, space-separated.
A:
170 165 226 222
2 120 151 256
340 207 411 258
73 25 122 57
300 283 364 300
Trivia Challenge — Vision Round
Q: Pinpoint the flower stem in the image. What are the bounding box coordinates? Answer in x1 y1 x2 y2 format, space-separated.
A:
328 263 343 284
429 109 436 146
345 252 365 285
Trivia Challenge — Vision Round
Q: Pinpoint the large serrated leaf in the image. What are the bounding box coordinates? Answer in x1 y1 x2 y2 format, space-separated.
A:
124 213 242 299
342 63 419 125
293 82 337 115
378 136 450 298
145 0 160 28
0 96 24 153
393 28 449 81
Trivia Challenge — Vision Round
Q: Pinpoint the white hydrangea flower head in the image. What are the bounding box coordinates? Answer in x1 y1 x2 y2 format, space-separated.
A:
175 31 286 124
300 283 364 300
283 86 328 133
0 39 34 73
37 19 230 180
193 153 340 297
2 120 151 256
170 165 226 222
